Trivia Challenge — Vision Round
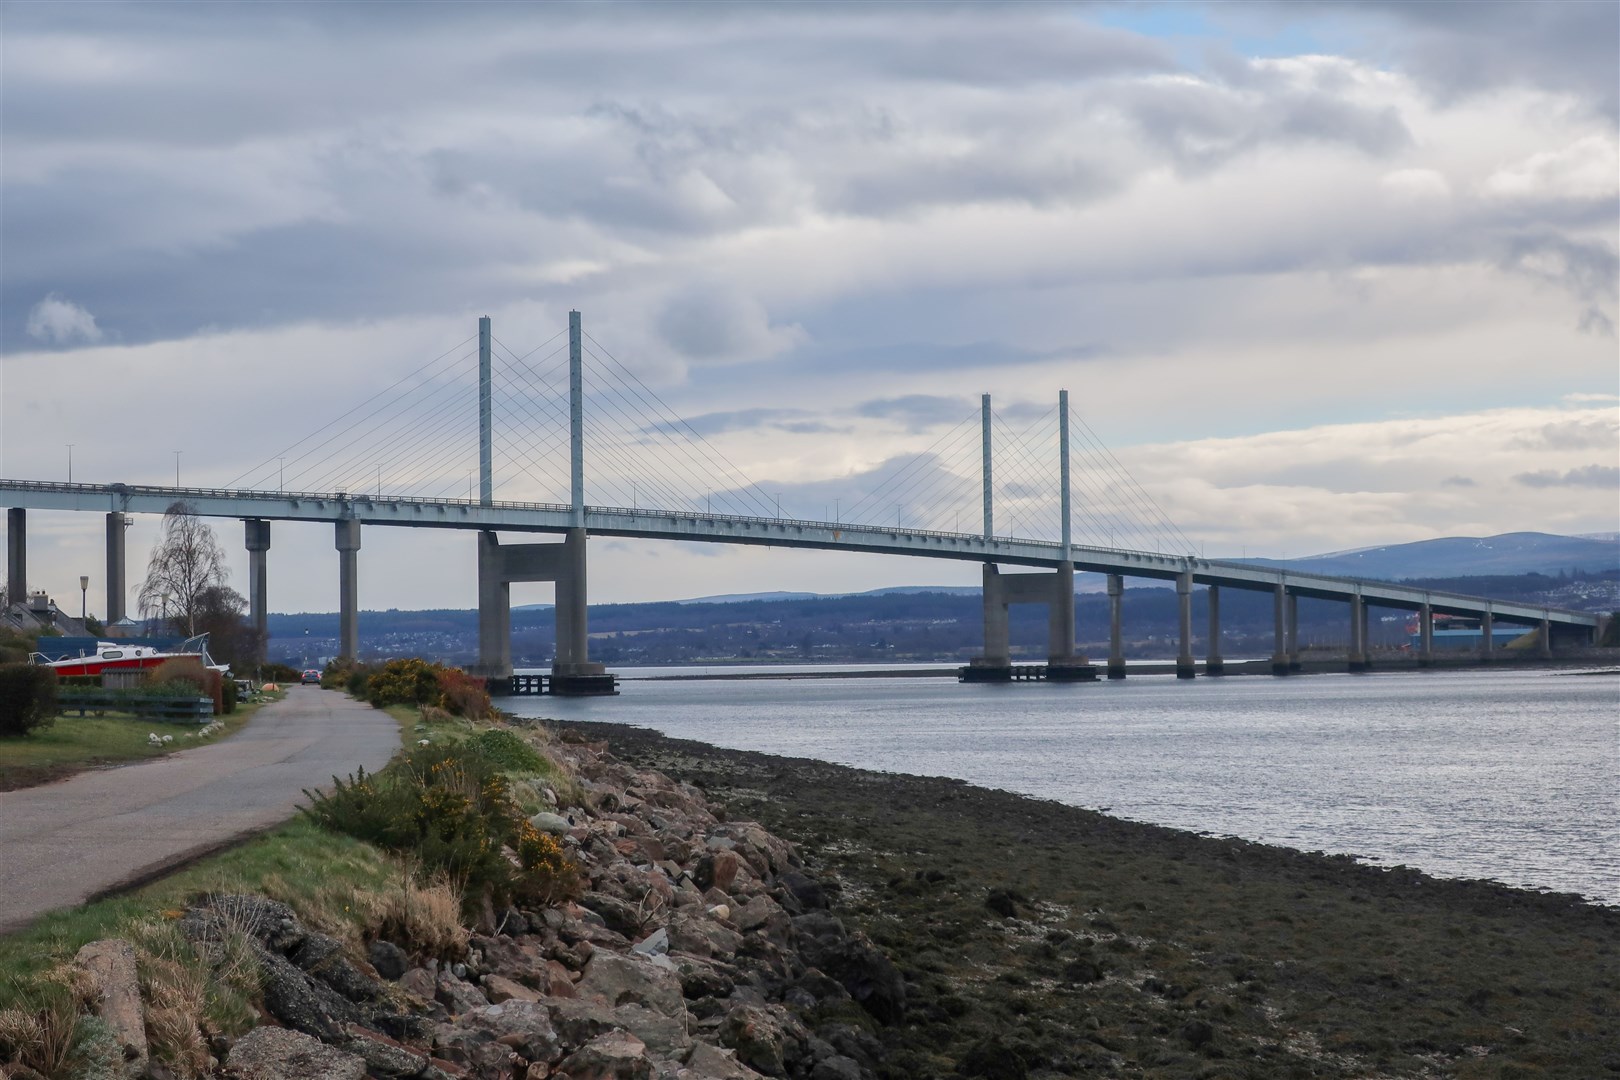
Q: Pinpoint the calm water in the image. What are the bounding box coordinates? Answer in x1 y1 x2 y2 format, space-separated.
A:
509 667 1620 905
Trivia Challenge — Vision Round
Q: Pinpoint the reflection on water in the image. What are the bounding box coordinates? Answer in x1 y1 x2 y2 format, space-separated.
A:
508 667 1620 905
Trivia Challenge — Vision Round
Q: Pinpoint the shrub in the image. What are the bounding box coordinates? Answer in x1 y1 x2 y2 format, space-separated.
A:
0 664 59 737
366 658 444 709
465 728 546 774
261 662 301 683
147 658 223 715
436 667 494 719
303 741 581 911
221 677 238 714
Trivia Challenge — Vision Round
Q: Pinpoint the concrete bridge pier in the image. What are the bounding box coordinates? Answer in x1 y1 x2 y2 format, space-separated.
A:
474 529 614 694
6 508 24 607
245 519 270 659
105 512 126 625
1175 572 1196 679
1480 611 1495 661
1417 601 1434 666
1106 574 1126 679
335 519 360 661
1347 593 1369 672
967 563 1093 681
1538 616 1552 660
1270 583 1290 676
1205 585 1224 675
1287 591 1302 671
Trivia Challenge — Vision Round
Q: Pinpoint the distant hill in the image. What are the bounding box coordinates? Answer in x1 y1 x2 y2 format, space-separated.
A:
1250 532 1618 580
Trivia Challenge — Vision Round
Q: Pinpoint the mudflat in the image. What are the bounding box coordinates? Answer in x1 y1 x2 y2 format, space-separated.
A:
565 719 1619 1080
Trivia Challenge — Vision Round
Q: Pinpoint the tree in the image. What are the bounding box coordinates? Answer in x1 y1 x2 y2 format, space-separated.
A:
137 501 228 636
193 584 265 668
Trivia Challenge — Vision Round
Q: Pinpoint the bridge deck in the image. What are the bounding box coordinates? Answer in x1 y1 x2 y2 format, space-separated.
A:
0 479 1598 630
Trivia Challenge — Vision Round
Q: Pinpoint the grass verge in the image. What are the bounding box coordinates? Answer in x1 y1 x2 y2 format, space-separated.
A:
0 694 278 792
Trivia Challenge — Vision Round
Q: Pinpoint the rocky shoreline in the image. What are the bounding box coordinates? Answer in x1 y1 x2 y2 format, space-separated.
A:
45 716 1620 1080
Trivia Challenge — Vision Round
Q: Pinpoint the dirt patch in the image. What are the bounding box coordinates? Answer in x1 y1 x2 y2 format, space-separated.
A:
561 719 1620 1080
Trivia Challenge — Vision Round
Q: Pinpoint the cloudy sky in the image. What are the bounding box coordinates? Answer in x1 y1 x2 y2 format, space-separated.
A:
3 1 1617 616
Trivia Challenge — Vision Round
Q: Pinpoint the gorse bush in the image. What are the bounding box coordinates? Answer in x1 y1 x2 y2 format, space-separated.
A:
365 658 442 709
0 664 59 737
302 740 581 911
436 667 493 719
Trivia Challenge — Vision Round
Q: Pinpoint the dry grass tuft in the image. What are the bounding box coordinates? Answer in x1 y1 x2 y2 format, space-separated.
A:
369 873 469 962
0 964 110 1080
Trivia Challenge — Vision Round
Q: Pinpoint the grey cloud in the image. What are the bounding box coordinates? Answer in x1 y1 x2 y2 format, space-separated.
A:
1509 418 1620 453
857 395 977 430
1499 234 1620 337
1513 465 1620 489
1439 475 1476 488
642 408 818 437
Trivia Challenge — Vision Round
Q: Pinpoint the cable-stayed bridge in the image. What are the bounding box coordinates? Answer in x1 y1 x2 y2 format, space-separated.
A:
2 312 1599 692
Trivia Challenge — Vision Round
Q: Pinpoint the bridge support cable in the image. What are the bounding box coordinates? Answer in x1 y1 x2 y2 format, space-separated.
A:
1066 403 1197 557
225 335 476 491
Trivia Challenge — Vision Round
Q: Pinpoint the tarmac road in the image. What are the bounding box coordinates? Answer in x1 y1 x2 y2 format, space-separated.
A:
0 686 400 935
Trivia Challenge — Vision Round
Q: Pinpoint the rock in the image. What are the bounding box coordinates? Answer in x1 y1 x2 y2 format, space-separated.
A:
487 974 544 1004
985 888 1022 919
431 1023 510 1076
224 1027 366 1080
717 1005 786 1077
684 1043 766 1079
581 892 648 939
182 894 305 954
668 912 742 959
340 1025 430 1079
1179 1018 1215 1049
577 952 687 1019
530 812 574 835
791 915 904 1025
809 1057 864 1080
369 940 410 981
694 852 740 893
75 939 148 1077
290 932 384 1003
436 970 491 1016
554 1030 653 1080
399 967 437 1001
630 928 669 958
462 1000 565 1064
258 947 360 1040
778 872 827 912
612 1002 691 1057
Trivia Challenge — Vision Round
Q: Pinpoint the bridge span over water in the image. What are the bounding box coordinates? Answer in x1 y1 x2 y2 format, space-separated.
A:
3 312 1599 691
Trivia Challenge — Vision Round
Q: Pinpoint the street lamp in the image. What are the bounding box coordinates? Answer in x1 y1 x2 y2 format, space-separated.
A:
79 575 89 621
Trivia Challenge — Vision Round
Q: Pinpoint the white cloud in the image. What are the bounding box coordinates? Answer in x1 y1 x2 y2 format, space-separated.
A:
1483 135 1620 201
24 293 103 344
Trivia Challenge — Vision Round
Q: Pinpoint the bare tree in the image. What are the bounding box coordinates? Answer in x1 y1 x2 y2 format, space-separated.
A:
137 501 228 636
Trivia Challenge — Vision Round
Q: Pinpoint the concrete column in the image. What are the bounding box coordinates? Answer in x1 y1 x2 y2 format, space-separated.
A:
475 531 512 677
979 564 1010 667
335 519 361 660
1481 611 1495 662
1361 602 1372 669
1047 563 1076 662
1175 572 1196 679
1538 616 1552 659
1205 585 1224 675
105 512 126 624
1348 593 1368 672
553 528 604 677
245 519 270 656
479 315 493 506
6 508 24 607
981 394 993 539
1271 583 1289 676
1286 591 1301 671
569 311 585 528
1417 602 1434 666
1106 573 1125 679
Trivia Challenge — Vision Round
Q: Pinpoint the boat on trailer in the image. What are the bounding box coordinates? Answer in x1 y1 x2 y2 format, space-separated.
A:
30 635 229 678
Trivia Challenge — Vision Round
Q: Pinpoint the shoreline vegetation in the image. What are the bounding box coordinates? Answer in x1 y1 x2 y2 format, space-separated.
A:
0 688 1614 1079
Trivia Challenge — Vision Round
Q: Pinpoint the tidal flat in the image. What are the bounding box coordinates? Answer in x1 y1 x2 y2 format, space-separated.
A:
565 719 1619 1080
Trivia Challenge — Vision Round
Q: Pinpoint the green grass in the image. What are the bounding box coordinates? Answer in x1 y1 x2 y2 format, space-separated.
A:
0 817 398 1011
0 696 273 792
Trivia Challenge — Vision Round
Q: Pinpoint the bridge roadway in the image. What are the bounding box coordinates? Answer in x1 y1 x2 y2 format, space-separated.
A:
0 479 1598 634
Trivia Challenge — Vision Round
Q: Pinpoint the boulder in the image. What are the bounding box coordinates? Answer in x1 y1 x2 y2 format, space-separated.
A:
554 1030 653 1080
630 928 670 958
368 940 410 981
778 872 827 912
339 1025 430 1079
224 1026 365 1080
530 811 574 835
577 952 686 1019
486 974 543 1004
791 915 904 1026
611 1002 691 1057
462 1000 565 1064
683 1043 767 1079
717 1005 787 1077
290 932 384 1003
580 892 647 939
693 852 739 894
436 970 491 1016
399 967 437 1001
258 947 360 1040
75 939 147 1077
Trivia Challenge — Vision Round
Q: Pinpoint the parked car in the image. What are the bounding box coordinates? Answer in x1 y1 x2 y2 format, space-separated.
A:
301 669 322 685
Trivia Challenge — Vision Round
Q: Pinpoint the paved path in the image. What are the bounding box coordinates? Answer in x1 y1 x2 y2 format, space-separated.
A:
0 687 400 935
